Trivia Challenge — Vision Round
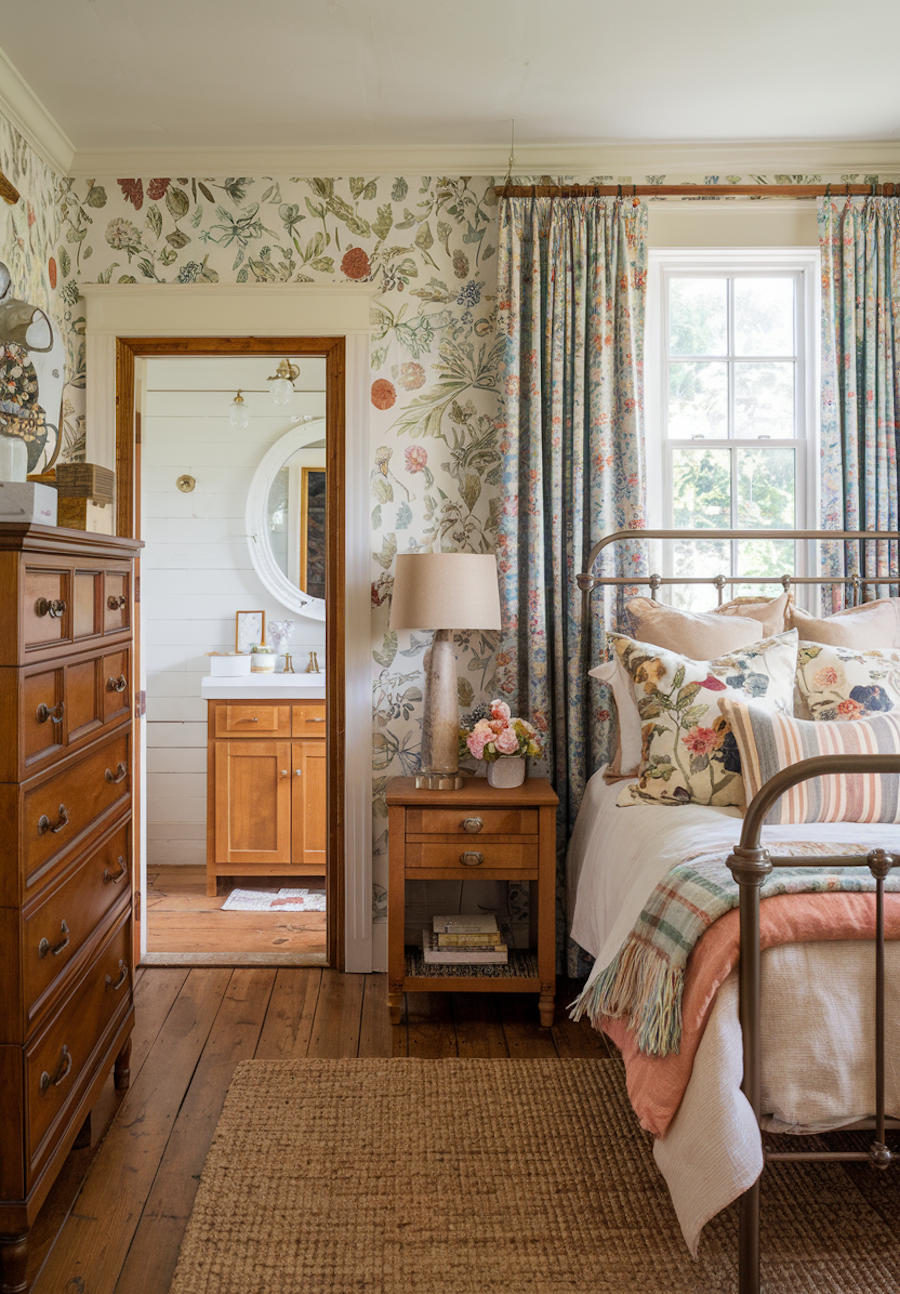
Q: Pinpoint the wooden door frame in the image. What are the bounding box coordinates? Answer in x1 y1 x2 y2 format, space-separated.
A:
115 335 346 970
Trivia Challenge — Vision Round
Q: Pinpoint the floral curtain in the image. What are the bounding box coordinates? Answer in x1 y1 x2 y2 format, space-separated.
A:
494 196 648 971
820 197 900 601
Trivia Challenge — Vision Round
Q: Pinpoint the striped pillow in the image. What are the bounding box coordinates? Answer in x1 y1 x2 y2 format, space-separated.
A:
720 697 900 824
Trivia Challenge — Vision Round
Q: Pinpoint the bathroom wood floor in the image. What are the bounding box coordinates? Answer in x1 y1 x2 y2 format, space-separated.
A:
145 865 327 962
19 968 605 1294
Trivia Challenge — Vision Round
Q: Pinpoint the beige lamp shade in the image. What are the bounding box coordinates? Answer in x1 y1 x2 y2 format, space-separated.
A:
390 552 502 631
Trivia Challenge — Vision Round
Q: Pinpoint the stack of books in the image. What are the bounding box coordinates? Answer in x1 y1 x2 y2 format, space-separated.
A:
422 914 509 965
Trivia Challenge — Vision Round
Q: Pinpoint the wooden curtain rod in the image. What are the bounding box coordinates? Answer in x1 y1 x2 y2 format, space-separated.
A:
494 182 899 199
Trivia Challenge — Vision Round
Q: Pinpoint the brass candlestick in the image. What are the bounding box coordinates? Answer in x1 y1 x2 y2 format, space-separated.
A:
282 652 295 674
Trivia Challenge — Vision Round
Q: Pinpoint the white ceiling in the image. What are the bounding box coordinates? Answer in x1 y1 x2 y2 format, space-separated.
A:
2 0 900 173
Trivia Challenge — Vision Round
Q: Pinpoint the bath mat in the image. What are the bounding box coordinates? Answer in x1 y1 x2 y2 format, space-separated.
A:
220 888 326 913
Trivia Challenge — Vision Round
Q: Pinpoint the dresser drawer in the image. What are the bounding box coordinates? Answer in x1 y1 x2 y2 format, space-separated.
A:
405 807 538 837
23 728 131 888
292 701 326 737
25 913 131 1164
404 841 539 873
13 646 132 780
215 703 291 738
23 820 131 1028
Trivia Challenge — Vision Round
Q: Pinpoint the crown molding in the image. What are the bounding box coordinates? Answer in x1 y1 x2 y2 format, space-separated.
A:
0 46 75 177
67 138 900 180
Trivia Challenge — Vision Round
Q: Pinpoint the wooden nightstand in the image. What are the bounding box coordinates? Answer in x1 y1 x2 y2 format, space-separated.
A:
386 776 559 1027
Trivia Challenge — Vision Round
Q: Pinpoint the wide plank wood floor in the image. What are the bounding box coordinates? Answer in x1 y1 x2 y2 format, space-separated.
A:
146 865 327 961
22 970 605 1294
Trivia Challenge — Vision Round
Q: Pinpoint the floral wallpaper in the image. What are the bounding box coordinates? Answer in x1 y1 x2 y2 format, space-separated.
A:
3 107 900 937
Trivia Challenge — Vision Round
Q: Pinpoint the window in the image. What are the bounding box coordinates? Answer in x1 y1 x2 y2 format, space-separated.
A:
646 249 819 608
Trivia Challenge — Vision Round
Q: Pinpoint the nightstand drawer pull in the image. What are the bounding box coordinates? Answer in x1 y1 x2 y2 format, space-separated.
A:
105 762 128 784
106 674 128 693
107 594 128 610
37 701 65 724
462 817 483 834
459 851 484 868
36 598 66 619
104 856 127 884
105 960 129 992
38 805 69 835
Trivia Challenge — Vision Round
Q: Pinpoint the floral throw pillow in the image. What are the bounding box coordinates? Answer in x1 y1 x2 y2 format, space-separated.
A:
613 630 798 808
796 643 900 721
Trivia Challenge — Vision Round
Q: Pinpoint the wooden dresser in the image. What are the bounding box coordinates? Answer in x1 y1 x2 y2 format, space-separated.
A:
0 524 140 1294
206 695 326 897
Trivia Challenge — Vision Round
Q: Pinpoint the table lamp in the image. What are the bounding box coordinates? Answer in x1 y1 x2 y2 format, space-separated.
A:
390 552 502 790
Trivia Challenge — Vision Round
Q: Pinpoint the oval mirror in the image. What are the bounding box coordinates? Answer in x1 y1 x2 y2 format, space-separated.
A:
245 420 327 619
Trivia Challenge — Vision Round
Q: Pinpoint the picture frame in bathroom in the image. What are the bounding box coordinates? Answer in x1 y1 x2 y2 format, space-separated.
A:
235 610 265 654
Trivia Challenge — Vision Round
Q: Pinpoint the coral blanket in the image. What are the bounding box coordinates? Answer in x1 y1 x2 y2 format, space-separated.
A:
605 888 900 1137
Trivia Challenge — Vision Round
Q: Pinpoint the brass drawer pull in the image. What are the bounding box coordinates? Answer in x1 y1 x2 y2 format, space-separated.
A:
38 804 69 835
462 817 484 834
106 674 128 693
105 762 128 784
38 920 70 959
35 597 66 619
107 594 127 610
40 1045 72 1095
37 701 65 724
105 960 128 992
103 855 127 885
459 851 484 868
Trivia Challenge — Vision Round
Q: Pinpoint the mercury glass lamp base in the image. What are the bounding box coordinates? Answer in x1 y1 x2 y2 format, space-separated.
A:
415 772 464 791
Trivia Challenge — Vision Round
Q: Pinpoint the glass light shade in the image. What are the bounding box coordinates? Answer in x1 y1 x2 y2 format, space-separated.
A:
270 377 294 406
229 391 250 430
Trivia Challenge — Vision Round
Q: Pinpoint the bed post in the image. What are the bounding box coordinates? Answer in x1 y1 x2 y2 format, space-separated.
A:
726 843 772 1294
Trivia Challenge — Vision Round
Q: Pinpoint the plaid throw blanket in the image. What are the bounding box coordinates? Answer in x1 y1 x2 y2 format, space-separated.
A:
570 841 899 1057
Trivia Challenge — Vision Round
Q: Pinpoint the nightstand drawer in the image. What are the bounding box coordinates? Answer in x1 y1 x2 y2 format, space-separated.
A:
405 807 538 837
405 841 538 872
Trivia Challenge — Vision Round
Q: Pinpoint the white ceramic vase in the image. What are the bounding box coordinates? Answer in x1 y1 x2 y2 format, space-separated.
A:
486 756 526 789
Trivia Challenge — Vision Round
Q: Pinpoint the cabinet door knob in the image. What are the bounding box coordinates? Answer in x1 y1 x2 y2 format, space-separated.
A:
459 851 484 868
281 769 288 777
295 769 302 776
462 817 484 834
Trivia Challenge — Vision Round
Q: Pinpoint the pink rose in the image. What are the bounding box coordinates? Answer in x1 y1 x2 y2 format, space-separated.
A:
490 699 511 722
489 719 506 734
495 728 520 756
467 731 489 760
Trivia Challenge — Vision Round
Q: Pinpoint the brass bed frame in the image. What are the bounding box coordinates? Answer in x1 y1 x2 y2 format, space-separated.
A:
578 527 899 1294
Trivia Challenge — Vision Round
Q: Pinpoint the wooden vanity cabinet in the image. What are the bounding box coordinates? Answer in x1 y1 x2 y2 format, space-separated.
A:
206 698 326 897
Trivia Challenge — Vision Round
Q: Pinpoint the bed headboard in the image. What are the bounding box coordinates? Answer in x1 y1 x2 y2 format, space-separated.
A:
576 527 899 622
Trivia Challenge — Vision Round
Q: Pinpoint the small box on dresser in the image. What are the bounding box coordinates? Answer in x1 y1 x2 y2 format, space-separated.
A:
386 776 559 1027
0 523 140 1294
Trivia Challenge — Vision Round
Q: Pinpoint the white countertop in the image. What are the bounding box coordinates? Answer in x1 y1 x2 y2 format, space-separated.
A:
201 673 326 700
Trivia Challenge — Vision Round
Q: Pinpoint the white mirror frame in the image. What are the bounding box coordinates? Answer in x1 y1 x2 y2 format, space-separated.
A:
245 419 328 620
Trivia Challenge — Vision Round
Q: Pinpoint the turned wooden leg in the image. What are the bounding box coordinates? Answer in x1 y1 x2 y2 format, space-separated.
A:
73 1111 92 1149
0 1232 28 1294
388 991 404 1025
538 991 555 1028
114 1037 132 1091
206 871 219 898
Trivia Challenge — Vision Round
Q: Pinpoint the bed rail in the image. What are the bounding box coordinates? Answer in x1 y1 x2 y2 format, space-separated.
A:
576 526 900 623
726 754 900 1294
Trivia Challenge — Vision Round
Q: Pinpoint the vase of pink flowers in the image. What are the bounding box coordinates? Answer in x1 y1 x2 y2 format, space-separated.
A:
459 700 544 789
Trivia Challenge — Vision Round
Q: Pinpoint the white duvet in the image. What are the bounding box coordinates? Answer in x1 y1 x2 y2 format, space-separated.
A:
568 770 900 1254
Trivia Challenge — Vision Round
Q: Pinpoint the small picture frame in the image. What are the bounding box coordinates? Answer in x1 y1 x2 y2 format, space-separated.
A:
235 610 265 654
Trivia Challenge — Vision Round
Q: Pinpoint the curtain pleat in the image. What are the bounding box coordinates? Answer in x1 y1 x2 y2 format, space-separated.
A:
820 197 900 601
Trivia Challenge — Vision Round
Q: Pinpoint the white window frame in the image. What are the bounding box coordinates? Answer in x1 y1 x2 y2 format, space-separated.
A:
646 247 820 605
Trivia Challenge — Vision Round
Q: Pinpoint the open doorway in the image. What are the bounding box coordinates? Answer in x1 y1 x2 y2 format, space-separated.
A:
113 334 347 971
140 354 330 964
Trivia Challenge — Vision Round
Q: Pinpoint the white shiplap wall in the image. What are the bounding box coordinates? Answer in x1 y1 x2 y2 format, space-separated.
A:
143 355 327 868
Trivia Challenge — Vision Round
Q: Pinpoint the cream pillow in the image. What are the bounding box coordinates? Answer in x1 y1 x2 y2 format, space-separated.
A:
588 656 642 780
625 597 766 658
612 630 798 808
788 599 900 649
713 591 792 637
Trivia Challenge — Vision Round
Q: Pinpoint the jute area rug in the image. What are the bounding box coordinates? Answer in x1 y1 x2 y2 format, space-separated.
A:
170 1058 900 1294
